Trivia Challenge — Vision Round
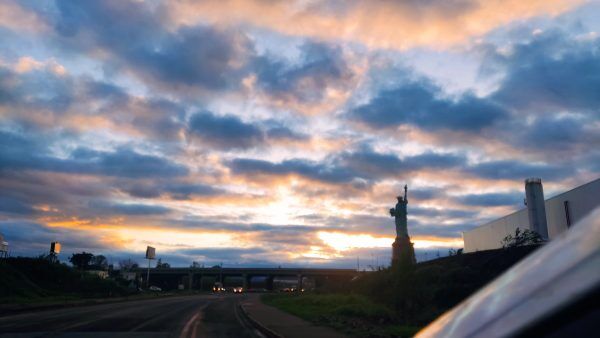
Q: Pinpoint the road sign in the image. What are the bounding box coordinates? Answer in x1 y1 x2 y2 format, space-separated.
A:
50 242 61 254
145 246 156 259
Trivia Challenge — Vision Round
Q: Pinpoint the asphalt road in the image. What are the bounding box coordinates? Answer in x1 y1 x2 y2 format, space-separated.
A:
0 294 262 338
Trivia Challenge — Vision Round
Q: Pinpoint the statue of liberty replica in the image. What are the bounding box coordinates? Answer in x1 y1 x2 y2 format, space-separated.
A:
389 185 416 266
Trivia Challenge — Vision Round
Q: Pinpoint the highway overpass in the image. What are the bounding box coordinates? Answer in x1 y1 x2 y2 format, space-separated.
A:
133 267 360 290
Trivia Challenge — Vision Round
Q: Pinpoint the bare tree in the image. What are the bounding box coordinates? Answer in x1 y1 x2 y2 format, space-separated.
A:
118 258 139 271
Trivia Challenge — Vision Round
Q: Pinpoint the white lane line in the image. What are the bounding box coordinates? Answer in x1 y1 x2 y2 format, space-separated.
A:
179 303 208 338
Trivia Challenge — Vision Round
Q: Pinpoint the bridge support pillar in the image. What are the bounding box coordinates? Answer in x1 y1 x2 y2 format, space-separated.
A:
243 274 251 289
315 276 327 289
297 274 303 291
265 276 274 291
188 272 194 290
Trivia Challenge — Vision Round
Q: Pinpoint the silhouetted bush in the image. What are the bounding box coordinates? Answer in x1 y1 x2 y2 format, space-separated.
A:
1 257 131 301
501 227 545 248
351 245 540 325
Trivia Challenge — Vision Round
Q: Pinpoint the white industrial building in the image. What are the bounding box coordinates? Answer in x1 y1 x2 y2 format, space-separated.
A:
463 178 600 252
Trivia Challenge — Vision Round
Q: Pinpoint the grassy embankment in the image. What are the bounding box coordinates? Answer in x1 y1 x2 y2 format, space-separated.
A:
0 257 151 315
262 245 539 337
263 293 420 337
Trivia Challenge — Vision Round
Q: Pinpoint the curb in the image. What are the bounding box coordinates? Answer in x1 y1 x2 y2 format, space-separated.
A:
238 302 283 338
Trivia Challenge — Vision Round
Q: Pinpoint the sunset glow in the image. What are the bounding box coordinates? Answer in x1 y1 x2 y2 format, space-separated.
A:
1 0 599 267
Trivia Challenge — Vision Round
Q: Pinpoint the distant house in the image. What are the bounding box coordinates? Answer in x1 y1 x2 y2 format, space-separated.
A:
120 271 137 281
87 270 109 279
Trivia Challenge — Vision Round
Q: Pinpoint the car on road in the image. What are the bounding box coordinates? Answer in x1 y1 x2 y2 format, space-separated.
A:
148 286 162 291
212 282 225 292
232 287 243 293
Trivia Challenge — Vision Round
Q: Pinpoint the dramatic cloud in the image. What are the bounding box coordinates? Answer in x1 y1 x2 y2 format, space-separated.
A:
0 0 598 267
53 0 252 91
0 130 188 178
253 42 354 105
456 192 522 207
188 111 265 150
87 201 172 216
489 30 600 113
228 148 471 193
167 0 582 50
467 160 574 180
349 80 508 131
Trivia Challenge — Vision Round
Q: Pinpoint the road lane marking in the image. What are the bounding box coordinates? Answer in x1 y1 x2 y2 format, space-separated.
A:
179 303 208 338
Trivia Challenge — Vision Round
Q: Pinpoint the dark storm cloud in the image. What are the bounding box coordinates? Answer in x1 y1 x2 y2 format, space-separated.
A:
456 192 521 207
0 220 106 255
84 80 129 104
229 148 465 184
229 158 357 183
53 0 251 90
514 116 598 151
172 217 340 238
479 31 600 155
583 151 600 172
121 182 223 200
0 196 36 215
410 187 445 201
178 247 268 261
254 42 353 103
68 147 188 178
338 149 465 179
88 201 172 216
349 80 507 131
263 122 309 141
187 111 308 150
0 130 188 178
411 207 478 219
410 223 474 239
111 96 186 141
162 183 223 200
188 111 265 150
467 160 574 180
0 65 74 112
489 31 600 113
0 62 186 142
348 30 600 161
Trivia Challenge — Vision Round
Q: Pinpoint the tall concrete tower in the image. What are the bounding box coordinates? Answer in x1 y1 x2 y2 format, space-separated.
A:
525 178 548 239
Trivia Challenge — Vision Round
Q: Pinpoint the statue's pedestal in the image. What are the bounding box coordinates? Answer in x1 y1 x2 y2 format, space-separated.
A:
392 236 416 267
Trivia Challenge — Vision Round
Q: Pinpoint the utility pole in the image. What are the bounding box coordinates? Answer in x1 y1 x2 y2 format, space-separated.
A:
145 246 156 288
147 259 150 287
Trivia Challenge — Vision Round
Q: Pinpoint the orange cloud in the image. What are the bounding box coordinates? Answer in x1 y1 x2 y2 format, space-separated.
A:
13 57 66 75
317 231 463 252
167 0 583 50
0 1 48 33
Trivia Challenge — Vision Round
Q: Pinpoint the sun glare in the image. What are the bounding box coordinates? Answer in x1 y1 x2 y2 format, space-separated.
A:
318 231 464 252
318 231 393 251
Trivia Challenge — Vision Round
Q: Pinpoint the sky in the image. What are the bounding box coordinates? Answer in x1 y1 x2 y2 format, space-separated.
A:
1 0 599 268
